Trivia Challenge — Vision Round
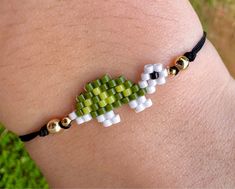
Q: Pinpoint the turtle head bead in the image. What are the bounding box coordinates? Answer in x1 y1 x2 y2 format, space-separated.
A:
47 119 62 134
175 56 189 70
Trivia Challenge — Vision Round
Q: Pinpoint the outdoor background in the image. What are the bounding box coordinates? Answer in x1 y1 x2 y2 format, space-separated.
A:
0 0 235 188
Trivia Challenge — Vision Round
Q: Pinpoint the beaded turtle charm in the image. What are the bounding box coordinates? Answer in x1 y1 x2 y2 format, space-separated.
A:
19 32 207 142
68 64 168 127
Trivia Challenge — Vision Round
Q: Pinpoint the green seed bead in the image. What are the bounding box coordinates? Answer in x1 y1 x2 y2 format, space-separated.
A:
123 88 132 97
92 87 101 95
129 93 138 100
116 76 126 85
92 96 100 103
115 84 125 92
98 100 107 107
100 84 108 92
97 108 106 115
76 94 85 102
84 92 93 99
137 88 146 96
76 102 84 110
91 103 99 111
91 111 99 118
84 99 92 107
76 109 84 117
131 84 140 93
124 80 133 88
107 88 116 96
121 97 130 104
106 95 115 104
114 93 123 100
85 83 94 92
99 91 108 100
105 104 114 112
92 79 102 88
101 74 111 84
108 79 117 88
113 100 122 108
82 106 92 114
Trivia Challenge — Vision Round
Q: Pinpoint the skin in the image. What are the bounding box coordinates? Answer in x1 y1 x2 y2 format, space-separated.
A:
0 0 235 188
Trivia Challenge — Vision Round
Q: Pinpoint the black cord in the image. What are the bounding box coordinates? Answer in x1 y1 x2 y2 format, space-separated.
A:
184 31 207 62
19 124 49 142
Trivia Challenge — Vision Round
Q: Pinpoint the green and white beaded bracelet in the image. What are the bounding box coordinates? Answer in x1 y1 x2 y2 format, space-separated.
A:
19 32 207 142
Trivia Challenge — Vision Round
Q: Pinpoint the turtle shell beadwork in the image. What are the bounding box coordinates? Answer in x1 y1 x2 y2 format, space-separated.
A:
68 64 168 127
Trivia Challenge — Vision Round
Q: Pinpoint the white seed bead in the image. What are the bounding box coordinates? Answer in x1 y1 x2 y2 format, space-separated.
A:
144 64 154 73
135 104 145 113
148 79 157 87
141 73 150 81
157 77 166 85
138 80 148 88
97 115 106 122
144 99 153 108
129 100 138 109
105 111 115 119
83 114 92 122
68 111 78 120
153 64 163 72
103 120 113 127
137 96 146 104
111 114 121 124
146 86 156 94
159 68 168 77
75 117 85 125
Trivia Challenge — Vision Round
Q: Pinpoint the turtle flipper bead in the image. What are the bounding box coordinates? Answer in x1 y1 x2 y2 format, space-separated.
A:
96 110 121 127
47 119 62 134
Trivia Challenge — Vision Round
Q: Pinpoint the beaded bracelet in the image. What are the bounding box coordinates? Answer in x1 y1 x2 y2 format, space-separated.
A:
19 32 207 142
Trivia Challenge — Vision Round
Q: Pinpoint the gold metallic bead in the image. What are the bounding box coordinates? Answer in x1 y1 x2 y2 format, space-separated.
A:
167 66 179 76
47 119 62 134
175 56 189 70
61 117 72 127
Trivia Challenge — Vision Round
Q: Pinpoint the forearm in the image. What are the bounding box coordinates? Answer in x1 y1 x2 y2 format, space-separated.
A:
0 0 235 188
0 0 204 134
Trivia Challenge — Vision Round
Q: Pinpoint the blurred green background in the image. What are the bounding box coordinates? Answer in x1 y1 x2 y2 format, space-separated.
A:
0 0 234 188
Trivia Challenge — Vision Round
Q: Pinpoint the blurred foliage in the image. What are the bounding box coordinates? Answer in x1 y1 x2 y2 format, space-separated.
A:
0 0 234 188
0 123 49 188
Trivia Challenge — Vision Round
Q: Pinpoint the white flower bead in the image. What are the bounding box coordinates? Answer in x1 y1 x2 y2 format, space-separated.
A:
105 111 115 120
75 117 85 125
129 100 138 109
135 104 145 113
144 64 154 73
146 86 156 94
111 114 121 124
138 80 148 88
157 77 166 85
103 120 113 127
68 111 78 120
144 99 153 108
159 68 168 77
97 115 106 122
153 64 163 72
137 96 146 104
148 79 157 87
141 73 150 81
83 114 92 122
